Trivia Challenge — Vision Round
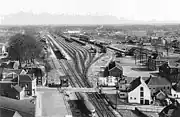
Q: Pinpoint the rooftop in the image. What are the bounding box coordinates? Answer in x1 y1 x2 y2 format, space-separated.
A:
13 85 23 92
146 76 171 86
0 96 35 117
128 77 142 92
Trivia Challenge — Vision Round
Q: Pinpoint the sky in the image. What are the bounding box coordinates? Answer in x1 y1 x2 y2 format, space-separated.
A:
0 0 180 24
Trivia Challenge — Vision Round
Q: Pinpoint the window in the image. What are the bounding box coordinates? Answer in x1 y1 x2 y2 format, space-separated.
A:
25 84 28 88
120 94 125 96
134 98 136 100
174 94 176 97
130 97 132 99
140 87 144 91
140 92 144 97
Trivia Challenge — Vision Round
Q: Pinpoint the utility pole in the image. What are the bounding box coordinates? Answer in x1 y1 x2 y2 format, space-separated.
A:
116 77 119 110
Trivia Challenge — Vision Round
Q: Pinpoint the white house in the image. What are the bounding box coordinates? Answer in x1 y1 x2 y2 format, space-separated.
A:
170 81 180 100
128 77 152 105
98 76 117 87
171 88 180 98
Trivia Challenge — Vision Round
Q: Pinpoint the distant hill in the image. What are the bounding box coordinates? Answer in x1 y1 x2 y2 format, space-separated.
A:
1 12 180 25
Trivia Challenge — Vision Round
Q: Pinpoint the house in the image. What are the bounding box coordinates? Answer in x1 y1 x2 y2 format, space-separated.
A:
159 62 180 83
11 85 25 100
145 76 171 95
25 67 45 86
12 74 36 96
151 36 166 46
98 76 117 87
154 90 167 101
171 81 180 99
0 82 25 100
128 77 152 104
104 61 123 79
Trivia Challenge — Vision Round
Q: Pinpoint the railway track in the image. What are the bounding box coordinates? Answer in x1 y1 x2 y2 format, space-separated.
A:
49 33 118 117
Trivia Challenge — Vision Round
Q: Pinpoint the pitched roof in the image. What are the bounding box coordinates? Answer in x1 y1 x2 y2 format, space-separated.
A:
154 90 167 100
12 74 34 82
0 96 35 117
108 61 123 71
146 76 171 86
13 85 23 92
128 77 142 92
13 111 22 117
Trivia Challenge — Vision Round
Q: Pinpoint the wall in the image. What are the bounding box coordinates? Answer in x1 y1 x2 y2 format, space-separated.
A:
149 85 171 95
31 79 36 96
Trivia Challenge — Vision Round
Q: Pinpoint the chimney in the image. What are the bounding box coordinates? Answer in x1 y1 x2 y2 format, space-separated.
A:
18 75 20 86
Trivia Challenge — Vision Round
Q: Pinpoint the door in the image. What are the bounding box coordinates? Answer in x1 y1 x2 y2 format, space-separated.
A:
140 98 144 104
145 100 149 105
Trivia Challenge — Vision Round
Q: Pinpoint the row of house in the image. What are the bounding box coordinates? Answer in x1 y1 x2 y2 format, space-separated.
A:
100 59 180 106
0 63 46 100
0 68 36 100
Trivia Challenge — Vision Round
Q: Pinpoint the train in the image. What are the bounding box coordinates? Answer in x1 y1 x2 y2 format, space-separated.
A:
79 34 90 42
78 93 96 117
70 37 86 46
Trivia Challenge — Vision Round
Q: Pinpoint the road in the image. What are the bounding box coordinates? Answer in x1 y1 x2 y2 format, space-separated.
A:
36 87 69 117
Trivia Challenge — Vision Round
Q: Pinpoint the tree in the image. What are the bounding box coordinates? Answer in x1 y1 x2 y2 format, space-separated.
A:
8 33 42 68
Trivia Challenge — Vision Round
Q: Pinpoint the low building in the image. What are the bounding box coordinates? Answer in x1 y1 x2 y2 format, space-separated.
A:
26 67 45 86
151 36 166 46
104 61 123 79
128 77 152 104
159 62 180 83
11 85 25 100
12 74 36 96
147 56 167 71
171 81 180 99
0 82 25 100
98 76 117 87
145 76 172 96
154 90 167 101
